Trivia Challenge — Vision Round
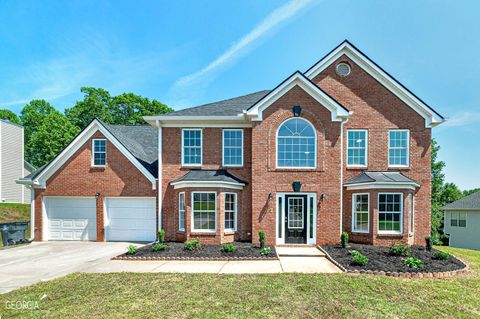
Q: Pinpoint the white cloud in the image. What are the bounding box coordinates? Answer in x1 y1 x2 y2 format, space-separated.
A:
172 0 315 91
442 111 480 127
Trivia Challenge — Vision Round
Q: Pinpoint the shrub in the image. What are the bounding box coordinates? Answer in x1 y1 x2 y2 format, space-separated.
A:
403 257 424 268
388 242 411 257
340 232 349 248
349 250 368 266
259 229 266 249
184 239 202 251
433 251 450 260
425 236 433 251
152 242 168 252
158 229 166 243
126 245 138 255
260 246 271 256
222 243 237 253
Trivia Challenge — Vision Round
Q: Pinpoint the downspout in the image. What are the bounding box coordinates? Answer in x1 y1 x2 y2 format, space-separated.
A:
339 116 350 236
157 120 163 232
29 186 35 240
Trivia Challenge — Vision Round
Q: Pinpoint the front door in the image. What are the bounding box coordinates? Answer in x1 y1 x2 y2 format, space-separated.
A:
285 195 307 244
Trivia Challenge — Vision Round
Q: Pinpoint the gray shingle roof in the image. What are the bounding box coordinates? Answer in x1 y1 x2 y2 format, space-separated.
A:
104 124 158 176
344 171 419 185
165 90 270 116
443 191 480 210
171 170 247 185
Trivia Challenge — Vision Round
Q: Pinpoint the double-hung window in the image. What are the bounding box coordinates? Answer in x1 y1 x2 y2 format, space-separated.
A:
224 193 237 232
277 118 316 168
388 130 409 167
347 130 367 167
92 139 106 166
450 212 466 227
182 129 202 166
378 193 403 233
192 192 216 231
223 129 243 166
352 194 369 233
178 192 185 231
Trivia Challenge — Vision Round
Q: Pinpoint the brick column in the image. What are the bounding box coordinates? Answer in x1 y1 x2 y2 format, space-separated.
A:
96 195 105 241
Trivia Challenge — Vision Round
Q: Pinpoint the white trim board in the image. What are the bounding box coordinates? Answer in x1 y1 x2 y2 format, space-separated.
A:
304 41 444 128
171 180 245 190
246 71 351 122
345 182 419 191
34 119 157 189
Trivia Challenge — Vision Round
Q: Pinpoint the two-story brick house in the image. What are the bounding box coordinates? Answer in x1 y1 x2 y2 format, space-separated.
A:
19 41 445 246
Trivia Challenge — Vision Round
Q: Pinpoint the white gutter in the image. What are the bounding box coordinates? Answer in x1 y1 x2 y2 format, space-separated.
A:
156 120 163 232
29 186 35 240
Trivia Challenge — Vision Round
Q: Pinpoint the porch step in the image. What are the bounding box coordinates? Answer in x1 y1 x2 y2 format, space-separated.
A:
275 246 325 257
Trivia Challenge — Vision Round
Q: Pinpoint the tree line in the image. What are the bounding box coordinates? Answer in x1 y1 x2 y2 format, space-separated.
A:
0 87 173 168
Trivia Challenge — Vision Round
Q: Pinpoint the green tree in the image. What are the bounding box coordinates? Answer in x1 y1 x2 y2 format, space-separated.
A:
0 109 21 125
65 87 114 129
20 100 57 164
440 183 463 205
111 93 173 125
431 139 446 242
463 188 480 197
28 111 80 167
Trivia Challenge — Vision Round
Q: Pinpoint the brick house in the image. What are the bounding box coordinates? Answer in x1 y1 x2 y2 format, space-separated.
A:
19 41 445 246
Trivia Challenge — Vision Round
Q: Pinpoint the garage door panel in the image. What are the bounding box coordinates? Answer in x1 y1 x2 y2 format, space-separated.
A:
106 198 156 242
45 197 96 241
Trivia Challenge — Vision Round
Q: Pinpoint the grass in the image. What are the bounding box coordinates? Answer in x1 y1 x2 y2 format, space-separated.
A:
0 203 30 247
0 246 479 318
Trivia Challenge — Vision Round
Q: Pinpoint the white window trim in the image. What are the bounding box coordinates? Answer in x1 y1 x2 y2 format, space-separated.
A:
346 129 368 168
351 193 369 233
181 128 203 167
450 211 467 228
287 196 305 229
388 129 410 168
191 191 216 233
224 192 237 233
276 117 317 169
91 139 107 167
178 192 185 232
222 129 244 167
409 195 415 234
378 192 403 235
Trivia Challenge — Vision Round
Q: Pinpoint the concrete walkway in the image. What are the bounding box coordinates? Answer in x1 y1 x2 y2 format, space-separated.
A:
0 242 341 294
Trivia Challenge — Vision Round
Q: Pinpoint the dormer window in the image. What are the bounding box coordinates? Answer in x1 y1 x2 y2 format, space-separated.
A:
92 139 106 167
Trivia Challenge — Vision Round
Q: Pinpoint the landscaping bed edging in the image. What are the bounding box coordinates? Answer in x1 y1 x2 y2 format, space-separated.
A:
317 245 470 279
113 242 278 261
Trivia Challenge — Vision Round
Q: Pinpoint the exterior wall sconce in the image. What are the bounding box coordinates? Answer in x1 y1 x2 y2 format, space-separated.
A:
320 193 326 200
292 105 302 117
268 193 273 201
95 192 101 198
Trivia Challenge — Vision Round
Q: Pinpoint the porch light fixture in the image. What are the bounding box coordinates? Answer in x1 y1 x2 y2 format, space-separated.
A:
268 193 273 201
292 105 302 117
95 192 101 198
320 193 326 200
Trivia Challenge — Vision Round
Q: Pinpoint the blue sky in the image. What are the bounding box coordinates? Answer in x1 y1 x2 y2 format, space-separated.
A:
0 0 478 189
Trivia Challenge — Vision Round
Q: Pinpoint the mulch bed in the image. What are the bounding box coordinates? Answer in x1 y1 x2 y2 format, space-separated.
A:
114 242 278 261
321 243 466 273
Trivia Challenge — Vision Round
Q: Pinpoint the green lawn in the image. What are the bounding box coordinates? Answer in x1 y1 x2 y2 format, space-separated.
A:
0 246 479 318
0 203 30 247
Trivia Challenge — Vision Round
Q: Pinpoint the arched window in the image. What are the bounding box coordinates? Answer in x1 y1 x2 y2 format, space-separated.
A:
277 118 316 168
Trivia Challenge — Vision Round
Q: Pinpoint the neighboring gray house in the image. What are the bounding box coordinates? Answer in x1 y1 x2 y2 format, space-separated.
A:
0 120 31 204
443 191 480 251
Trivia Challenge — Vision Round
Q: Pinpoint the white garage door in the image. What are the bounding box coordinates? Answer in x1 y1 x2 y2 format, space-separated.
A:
44 197 96 241
105 197 156 242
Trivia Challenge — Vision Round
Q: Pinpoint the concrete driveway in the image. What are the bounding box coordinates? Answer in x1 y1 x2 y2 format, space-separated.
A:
0 241 135 294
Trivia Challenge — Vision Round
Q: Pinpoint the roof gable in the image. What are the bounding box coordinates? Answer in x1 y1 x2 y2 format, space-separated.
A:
304 40 445 128
23 119 157 188
245 71 350 122
443 191 480 210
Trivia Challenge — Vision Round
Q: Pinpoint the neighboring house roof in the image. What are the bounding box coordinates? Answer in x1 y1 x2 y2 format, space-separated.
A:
443 191 480 210
165 90 270 117
170 169 247 190
344 171 420 190
17 119 158 188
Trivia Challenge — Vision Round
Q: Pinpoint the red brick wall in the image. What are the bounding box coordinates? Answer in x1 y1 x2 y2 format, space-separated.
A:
161 127 252 242
251 85 343 245
34 131 156 241
313 55 432 245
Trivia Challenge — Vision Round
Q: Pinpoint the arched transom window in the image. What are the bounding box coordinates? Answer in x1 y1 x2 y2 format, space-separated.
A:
277 118 316 168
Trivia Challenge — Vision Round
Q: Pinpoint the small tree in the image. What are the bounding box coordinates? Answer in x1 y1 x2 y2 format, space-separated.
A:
158 229 165 243
259 229 266 249
340 232 349 248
